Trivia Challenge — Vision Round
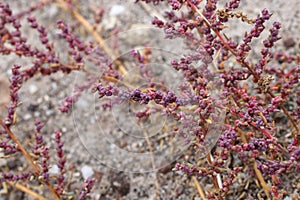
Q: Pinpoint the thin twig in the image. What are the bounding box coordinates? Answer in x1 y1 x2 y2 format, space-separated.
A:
0 120 40 173
139 122 161 199
192 176 207 200
7 181 47 200
253 162 271 199
0 182 8 194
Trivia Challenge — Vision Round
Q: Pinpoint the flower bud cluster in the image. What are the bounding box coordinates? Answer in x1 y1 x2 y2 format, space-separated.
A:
255 22 282 76
78 178 95 200
54 130 66 195
0 0 299 199
5 65 22 126
237 9 272 63
57 20 90 63
0 172 32 183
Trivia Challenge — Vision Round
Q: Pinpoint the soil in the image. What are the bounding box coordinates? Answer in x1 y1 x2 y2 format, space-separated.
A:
0 0 299 200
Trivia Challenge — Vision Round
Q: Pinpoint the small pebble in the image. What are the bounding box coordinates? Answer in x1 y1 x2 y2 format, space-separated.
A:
52 82 57 90
81 165 94 180
62 127 67 132
49 164 59 174
34 111 40 117
45 110 54 116
37 98 43 104
7 159 18 169
48 6 58 17
73 172 81 178
283 37 295 49
109 5 125 16
23 113 32 120
44 95 50 101
27 103 38 112
29 84 38 94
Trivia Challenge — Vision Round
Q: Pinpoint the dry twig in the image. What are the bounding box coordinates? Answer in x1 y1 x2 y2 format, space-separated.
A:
7 181 47 200
56 0 127 75
192 176 207 200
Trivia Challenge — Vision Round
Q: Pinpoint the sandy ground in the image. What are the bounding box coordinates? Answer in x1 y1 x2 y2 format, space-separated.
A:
0 0 299 199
